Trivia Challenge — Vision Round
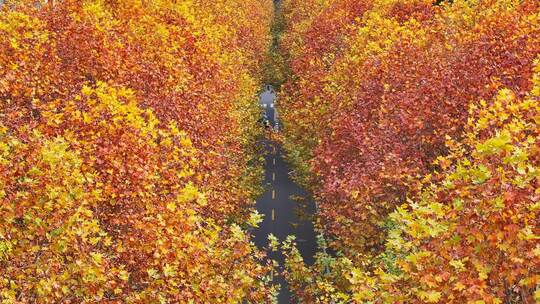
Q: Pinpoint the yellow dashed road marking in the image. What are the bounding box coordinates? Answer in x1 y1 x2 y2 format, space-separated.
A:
272 209 275 221
272 189 275 199
272 172 275 181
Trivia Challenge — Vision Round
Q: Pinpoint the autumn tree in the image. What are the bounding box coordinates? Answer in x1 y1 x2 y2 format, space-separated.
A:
1 0 276 302
277 0 540 302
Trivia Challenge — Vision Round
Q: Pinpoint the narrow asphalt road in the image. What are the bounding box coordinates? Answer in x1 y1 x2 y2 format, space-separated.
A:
253 87 317 303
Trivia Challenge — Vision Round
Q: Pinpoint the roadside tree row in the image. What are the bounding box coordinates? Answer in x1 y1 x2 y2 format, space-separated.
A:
278 0 539 302
0 0 275 302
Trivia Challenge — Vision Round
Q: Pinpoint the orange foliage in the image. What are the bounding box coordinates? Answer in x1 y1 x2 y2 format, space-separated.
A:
279 0 540 302
0 0 275 302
